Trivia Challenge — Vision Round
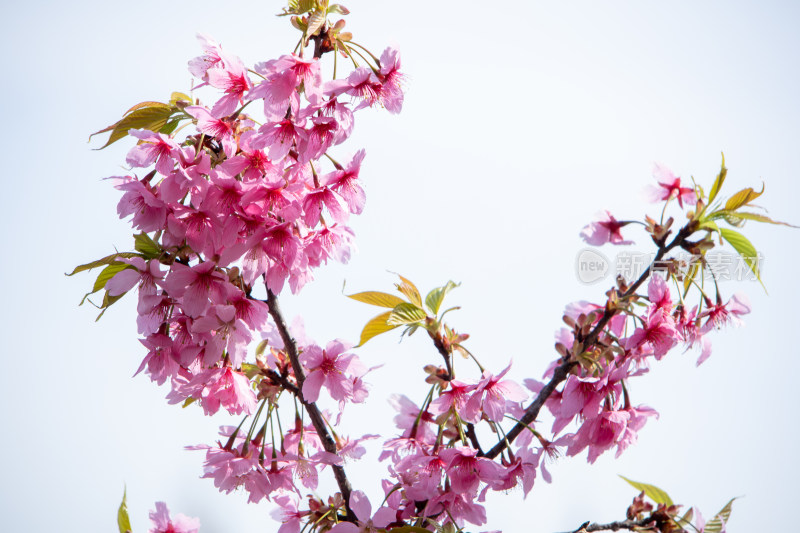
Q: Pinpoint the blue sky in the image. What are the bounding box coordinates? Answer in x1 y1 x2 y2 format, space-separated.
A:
1 1 798 532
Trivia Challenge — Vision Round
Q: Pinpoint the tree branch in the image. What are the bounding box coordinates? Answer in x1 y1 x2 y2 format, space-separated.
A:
482 224 695 459
565 516 656 533
266 289 355 520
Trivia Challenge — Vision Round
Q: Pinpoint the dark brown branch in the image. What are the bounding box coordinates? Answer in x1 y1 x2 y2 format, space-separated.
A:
566 516 656 533
429 332 453 380
465 423 484 455
482 224 695 460
264 368 301 396
266 289 355 521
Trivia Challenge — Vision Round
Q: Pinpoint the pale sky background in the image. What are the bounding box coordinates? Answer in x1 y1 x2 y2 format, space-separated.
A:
1 1 799 532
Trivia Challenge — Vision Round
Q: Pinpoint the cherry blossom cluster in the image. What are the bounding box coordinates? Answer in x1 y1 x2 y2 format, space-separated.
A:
322 162 762 531
79 5 788 531
105 33 402 419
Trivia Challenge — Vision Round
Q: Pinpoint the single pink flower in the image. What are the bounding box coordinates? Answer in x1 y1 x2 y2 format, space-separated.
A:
580 210 633 246
207 51 252 117
463 362 527 423
322 149 367 214
195 367 257 416
700 293 750 333
148 501 200 533
647 163 697 208
301 340 363 403
185 106 237 157
328 490 396 533
127 129 180 175
625 308 679 359
439 446 506 494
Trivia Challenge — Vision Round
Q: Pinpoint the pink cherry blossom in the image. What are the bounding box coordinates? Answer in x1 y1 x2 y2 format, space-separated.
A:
625 308 679 359
463 362 527 423
328 490 396 533
148 501 200 533
127 129 180 176
580 210 633 246
647 163 697 208
700 293 750 333
207 52 252 117
323 150 367 214
114 176 168 232
440 446 505 494
301 340 364 403
185 106 237 157
194 367 257 416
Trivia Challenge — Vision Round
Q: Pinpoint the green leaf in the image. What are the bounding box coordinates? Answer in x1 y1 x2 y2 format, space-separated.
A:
388 527 432 533
676 506 694 527
66 252 140 276
387 302 427 326
698 219 721 231
306 7 326 36
619 476 674 506
704 498 736 533
159 118 183 136
117 488 132 533
347 291 406 308
722 213 745 227
92 263 134 294
95 291 125 321
707 153 727 204
356 311 399 346
134 233 161 259
80 262 136 305
719 227 764 289
683 256 700 294
169 91 192 106
282 0 317 14
394 274 423 307
90 103 174 149
724 184 764 211
241 363 261 379
328 3 350 14
255 339 270 358
733 211 797 227
424 280 460 316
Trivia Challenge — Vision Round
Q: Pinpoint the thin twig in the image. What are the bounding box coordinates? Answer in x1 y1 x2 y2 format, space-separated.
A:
564 516 656 533
266 289 355 521
482 224 695 459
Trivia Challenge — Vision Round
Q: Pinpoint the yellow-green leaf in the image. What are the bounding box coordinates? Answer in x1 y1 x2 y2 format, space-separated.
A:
719 227 764 289
92 263 134 294
182 397 196 408
388 302 427 326
66 252 140 276
328 3 349 14
241 363 261 379
388 527 432 533
704 498 736 533
619 476 674 506
724 184 764 211
117 488 132 533
734 211 797 227
306 7 326 36
357 311 399 346
394 274 422 307
347 291 406 308
134 233 161 259
707 153 727 204
90 103 174 149
424 280 459 316
95 291 125 321
169 92 192 106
